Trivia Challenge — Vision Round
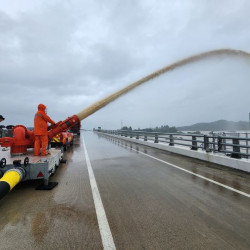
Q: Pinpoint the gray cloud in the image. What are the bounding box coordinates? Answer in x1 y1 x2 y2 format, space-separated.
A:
0 0 250 129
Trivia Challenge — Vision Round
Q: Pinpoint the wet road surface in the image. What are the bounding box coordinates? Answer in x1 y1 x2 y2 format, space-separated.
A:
0 131 249 249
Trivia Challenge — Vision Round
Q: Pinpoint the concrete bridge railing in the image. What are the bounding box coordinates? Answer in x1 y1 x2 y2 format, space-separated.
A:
97 129 250 173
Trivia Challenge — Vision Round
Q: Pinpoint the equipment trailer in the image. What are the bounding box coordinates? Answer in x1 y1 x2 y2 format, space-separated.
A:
0 146 63 200
0 115 80 201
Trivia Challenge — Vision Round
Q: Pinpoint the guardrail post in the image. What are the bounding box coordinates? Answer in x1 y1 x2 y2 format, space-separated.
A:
246 133 249 159
144 134 147 141
154 133 158 143
136 133 139 139
212 137 216 151
204 135 210 152
222 133 226 151
169 134 174 146
191 136 198 150
218 136 222 152
231 138 241 159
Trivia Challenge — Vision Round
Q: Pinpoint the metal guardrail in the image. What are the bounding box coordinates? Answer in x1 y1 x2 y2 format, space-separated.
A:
98 130 250 159
0 128 13 138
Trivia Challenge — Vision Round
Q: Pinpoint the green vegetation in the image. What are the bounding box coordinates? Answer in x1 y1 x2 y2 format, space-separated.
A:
120 119 250 133
121 125 177 133
121 126 133 131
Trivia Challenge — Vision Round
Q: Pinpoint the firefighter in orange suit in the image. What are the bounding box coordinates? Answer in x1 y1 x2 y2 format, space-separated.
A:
34 104 55 156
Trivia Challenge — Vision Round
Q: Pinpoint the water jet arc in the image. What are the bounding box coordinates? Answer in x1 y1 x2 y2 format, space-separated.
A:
76 49 250 121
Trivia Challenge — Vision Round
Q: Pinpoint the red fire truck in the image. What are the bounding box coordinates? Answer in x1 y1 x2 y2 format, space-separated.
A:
51 131 74 151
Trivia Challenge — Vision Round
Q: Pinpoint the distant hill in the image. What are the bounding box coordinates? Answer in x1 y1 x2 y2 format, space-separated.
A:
177 120 250 131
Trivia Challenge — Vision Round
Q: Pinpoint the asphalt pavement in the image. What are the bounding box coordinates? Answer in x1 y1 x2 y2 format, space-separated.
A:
0 131 249 250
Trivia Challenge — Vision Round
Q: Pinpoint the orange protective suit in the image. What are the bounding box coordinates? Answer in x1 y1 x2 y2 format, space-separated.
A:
34 104 55 156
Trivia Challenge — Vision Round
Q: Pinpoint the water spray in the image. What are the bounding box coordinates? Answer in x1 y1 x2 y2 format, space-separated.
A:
75 49 250 120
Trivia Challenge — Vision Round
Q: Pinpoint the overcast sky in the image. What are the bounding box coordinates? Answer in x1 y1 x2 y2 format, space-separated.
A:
0 0 250 129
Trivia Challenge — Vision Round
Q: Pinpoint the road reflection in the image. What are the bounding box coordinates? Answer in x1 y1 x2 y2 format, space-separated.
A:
96 133 247 199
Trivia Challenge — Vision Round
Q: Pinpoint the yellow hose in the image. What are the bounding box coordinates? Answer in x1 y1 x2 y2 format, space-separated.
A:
0 170 21 190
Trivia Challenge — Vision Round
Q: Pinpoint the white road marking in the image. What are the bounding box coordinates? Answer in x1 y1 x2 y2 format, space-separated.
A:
127 145 250 199
83 137 116 250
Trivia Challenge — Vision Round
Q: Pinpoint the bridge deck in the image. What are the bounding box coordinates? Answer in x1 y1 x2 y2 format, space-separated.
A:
0 131 249 249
